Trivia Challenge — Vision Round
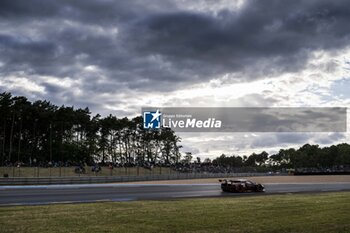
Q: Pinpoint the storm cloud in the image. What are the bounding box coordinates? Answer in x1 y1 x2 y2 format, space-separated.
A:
1 0 350 92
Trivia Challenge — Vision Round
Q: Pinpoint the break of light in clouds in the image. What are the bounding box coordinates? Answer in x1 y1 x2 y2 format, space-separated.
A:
1 0 350 158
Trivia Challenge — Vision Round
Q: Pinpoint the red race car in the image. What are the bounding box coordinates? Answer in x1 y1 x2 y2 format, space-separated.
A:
219 179 265 193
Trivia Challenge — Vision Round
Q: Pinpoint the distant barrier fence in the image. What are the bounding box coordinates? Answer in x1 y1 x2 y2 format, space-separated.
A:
0 166 177 178
0 172 274 185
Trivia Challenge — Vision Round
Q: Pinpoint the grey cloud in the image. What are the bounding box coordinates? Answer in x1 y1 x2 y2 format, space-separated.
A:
240 132 345 152
275 133 311 145
174 131 348 158
1 0 350 115
0 0 175 23
1 0 350 93
249 133 313 149
125 0 350 83
317 133 346 145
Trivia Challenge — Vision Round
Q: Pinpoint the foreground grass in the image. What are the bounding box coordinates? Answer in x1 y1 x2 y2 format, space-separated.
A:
0 192 349 233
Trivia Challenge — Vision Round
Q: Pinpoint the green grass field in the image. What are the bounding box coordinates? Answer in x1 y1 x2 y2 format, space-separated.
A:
0 192 349 233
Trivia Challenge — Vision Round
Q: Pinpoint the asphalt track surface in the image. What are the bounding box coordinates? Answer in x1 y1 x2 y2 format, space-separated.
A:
1 182 350 206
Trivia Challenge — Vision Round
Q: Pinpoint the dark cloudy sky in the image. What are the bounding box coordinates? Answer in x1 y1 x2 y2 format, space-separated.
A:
1 0 350 158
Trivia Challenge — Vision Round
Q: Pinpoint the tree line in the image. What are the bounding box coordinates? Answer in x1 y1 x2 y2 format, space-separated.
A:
0 92 181 166
212 143 350 169
1 92 349 170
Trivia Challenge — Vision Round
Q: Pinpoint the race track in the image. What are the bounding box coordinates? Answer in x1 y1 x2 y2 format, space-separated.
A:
1 182 350 206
